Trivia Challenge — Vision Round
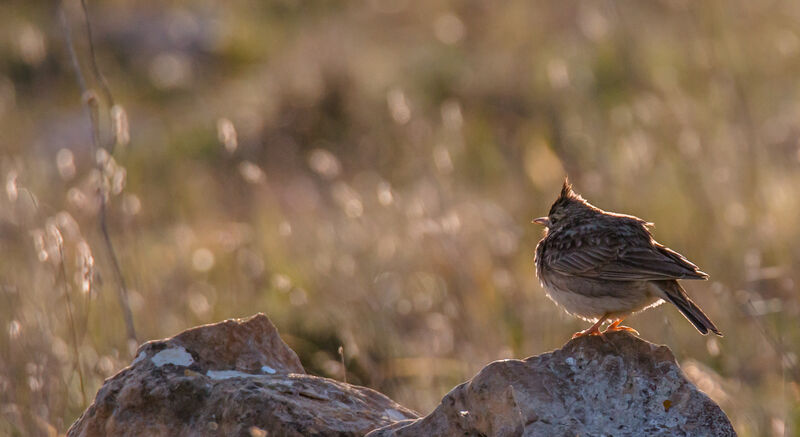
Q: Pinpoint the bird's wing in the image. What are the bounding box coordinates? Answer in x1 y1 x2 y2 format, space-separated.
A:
547 237 707 281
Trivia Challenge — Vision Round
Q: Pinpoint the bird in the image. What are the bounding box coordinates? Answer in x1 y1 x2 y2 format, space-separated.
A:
533 179 721 338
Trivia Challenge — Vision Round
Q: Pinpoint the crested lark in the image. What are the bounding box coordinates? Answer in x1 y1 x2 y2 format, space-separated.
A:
534 180 721 338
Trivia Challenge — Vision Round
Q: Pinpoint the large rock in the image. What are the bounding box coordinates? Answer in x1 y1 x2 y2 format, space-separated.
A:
67 314 417 437
68 315 736 436
367 332 736 437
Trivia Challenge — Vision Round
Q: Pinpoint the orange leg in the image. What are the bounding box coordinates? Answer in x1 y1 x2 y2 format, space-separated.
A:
604 319 639 335
572 314 608 339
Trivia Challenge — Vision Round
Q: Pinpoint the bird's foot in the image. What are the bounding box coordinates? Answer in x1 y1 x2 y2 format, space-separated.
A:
572 315 609 340
571 326 604 339
604 320 639 335
604 325 639 335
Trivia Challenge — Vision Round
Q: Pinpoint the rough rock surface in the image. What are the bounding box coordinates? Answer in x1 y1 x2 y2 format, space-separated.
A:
67 314 417 437
368 332 736 437
68 314 735 437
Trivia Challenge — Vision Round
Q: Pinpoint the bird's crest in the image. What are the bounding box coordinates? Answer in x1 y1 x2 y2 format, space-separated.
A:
558 178 585 203
560 178 577 200
549 177 586 216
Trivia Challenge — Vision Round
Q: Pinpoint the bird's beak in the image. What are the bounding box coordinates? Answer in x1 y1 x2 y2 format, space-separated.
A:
532 217 550 227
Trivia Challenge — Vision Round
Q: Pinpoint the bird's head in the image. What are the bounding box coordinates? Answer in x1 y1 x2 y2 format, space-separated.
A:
533 179 594 231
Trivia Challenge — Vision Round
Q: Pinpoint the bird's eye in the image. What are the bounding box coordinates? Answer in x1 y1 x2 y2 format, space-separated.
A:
550 217 557 225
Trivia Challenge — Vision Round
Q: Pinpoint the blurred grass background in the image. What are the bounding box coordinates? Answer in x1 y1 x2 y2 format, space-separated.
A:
2 0 800 435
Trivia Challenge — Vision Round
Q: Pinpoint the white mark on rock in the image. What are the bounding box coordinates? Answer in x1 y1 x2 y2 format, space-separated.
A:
459 410 470 417
151 347 194 367
261 365 276 374
132 351 146 365
207 370 253 380
565 357 576 366
385 408 408 421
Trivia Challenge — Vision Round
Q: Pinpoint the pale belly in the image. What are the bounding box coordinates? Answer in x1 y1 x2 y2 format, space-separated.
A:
540 271 664 322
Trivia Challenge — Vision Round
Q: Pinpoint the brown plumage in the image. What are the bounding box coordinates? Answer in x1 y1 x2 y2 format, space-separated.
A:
533 180 721 338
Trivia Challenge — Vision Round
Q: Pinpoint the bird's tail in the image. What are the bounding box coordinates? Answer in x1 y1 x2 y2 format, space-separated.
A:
656 280 722 336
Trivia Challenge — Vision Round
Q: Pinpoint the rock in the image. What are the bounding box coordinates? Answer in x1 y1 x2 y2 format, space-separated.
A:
68 315 735 437
367 332 736 437
67 314 417 437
